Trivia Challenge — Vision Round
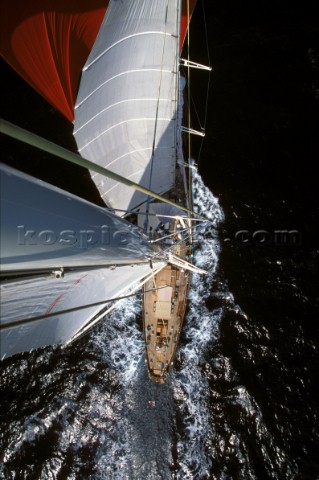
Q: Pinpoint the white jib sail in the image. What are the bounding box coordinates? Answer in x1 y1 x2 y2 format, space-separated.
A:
74 0 181 214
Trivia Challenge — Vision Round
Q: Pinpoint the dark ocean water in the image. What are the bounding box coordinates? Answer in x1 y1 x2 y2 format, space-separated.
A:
1 1 319 479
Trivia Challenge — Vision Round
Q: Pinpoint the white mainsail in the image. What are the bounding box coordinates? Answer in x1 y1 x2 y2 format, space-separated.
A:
1 261 165 359
74 0 181 214
0 163 155 273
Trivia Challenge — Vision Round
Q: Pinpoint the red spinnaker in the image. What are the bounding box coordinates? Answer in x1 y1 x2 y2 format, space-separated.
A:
1 0 196 122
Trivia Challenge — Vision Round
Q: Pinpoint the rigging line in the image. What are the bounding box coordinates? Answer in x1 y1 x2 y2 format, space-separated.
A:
185 0 195 255
105 206 203 222
150 221 208 260
180 64 204 132
0 285 171 331
0 261 162 280
190 89 204 130
182 68 208 135
149 264 166 320
186 0 193 213
183 65 204 130
197 71 211 162
150 220 207 244
0 118 200 219
198 0 212 163
144 0 171 233
202 0 211 66
161 232 193 256
0 263 150 280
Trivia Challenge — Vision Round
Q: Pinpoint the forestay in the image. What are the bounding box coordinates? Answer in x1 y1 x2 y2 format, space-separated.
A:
74 0 181 214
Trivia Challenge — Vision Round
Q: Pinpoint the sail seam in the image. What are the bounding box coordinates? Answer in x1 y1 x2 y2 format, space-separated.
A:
100 169 174 197
90 146 172 173
78 117 174 152
75 69 174 110
83 31 175 71
74 98 173 134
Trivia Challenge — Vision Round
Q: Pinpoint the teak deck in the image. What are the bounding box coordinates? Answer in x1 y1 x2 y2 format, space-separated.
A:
142 225 191 383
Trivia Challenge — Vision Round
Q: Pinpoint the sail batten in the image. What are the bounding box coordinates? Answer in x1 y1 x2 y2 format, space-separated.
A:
78 117 175 153
74 0 181 214
74 70 174 110
83 31 176 71
74 98 174 134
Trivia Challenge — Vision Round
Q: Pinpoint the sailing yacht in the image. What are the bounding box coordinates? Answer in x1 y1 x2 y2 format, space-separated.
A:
0 0 210 382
